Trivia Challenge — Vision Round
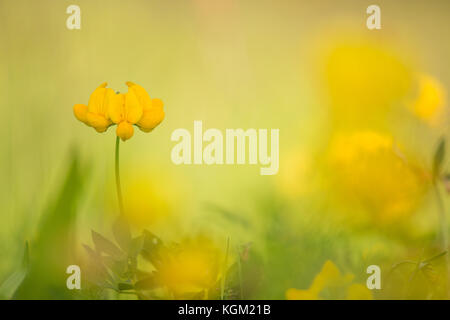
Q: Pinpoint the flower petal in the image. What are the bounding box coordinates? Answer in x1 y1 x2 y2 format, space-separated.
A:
309 260 341 294
86 112 111 132
285 288 319 300
88 83 112 116
126 81 152 110
347 284 372 300
137 98 165 132
151 98 164 110
107 93 125 124
73 104 89 125
124 90 143 124
116 121 134 141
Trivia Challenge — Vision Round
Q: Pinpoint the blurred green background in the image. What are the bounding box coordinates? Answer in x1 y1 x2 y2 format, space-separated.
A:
1 0 450 299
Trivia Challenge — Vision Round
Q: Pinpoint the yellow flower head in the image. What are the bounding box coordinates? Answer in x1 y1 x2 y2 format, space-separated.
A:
286 260 372 300
73 82 114 132
319 39 413 128
327 131 428 224
73 82 165 141
409 74 447 126
155 236 223 297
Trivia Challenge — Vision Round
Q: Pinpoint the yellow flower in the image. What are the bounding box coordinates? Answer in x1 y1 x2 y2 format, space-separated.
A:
409 74 446 126
327 131 428 224
347 284 373 300
73 82 164 141
155 236 223 297
286 260 372 300
320 39 413 128
73 82 114 132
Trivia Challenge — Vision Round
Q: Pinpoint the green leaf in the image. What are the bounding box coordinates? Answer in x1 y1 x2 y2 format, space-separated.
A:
141 230 163 265
103 256 128 277
82 244 115 287
0 242 29 299
83 244 102 265
118 282 134 291
129 235 144 259
134 276 157 290
91 230 123 258
433 138 446 180
112 216 132 252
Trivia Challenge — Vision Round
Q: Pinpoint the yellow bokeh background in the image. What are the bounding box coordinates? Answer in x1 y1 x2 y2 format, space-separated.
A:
1 0 450 299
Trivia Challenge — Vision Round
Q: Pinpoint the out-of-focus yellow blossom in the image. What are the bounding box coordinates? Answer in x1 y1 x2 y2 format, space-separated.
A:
105 167 188 232
155 236 223 297
73 82 114 132
286 260 371 300
346 284 373 300
328 131 428 224
126 82 165 133
409 74 446 126
321 40 413 127
122 176 171 228
73 82 164 141
277 149 314 198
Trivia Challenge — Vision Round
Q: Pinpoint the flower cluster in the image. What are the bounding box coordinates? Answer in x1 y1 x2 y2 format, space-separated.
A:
328 131 427 224
73 82 164 141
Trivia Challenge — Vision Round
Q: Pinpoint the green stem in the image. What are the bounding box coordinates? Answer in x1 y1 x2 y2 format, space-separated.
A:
220 237 230 300
115 136 125 216
434 182 449 295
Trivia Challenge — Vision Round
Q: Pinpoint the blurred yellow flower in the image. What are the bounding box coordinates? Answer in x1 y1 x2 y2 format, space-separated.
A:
122 176 171 228
286 260 372 300
104 165 189 233
73 82 164 141
346 284 373 300
155 236 223 297
73 82 114 132
321 40 413 127
328 131 428 224
409 74 446 126
277 149 314 199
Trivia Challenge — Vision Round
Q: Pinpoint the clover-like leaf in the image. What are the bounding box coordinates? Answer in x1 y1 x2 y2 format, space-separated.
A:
118 282 134 291
134 275 158 291
91 230 123 258
129 235 144 259
83 244 115 286
103 256 128 277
